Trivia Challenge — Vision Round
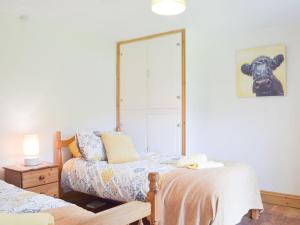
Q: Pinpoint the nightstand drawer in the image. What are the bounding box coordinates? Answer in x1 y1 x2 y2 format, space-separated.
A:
22 167 59 188
26 182 59 198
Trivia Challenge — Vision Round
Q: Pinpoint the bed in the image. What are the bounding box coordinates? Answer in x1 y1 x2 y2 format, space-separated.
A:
55 131 263 225
0 179 150 225
61 154 174 202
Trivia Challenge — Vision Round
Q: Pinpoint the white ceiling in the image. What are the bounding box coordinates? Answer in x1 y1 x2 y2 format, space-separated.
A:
1 0 300 41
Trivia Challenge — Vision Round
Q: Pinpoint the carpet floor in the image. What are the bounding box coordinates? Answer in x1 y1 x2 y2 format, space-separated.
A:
238 203 300 225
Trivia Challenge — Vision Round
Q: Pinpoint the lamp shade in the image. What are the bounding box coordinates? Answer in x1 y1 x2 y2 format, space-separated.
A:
152 0 186 16
23 134 40 166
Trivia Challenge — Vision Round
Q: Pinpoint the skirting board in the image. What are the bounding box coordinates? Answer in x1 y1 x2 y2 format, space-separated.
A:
261 191 300 209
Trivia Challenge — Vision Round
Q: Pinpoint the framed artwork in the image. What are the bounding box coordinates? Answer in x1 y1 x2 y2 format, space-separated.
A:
236 44 286 97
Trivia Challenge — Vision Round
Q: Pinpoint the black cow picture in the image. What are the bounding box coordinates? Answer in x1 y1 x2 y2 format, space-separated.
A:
241 54 285 96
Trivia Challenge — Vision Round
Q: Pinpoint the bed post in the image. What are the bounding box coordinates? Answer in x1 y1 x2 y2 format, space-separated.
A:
250 209 260 220
55 131 63 173
147 172 160 225
55 131 64 198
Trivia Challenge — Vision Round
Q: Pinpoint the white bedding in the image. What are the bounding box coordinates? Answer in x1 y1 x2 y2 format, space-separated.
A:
61 154 176 202
0 180 70 213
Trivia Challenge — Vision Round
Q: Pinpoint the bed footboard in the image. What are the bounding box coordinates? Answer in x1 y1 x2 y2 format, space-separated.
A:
78 201 150 225
147 172 160 225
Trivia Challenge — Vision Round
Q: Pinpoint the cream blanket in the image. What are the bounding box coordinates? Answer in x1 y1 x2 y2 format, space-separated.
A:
0 213 54 225
159 162 263 225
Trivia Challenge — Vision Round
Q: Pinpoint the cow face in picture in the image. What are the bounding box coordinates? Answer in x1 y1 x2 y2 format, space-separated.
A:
241 54 284 96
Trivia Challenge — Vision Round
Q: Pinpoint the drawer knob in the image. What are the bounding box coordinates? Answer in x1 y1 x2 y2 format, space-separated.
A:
39 175 45 181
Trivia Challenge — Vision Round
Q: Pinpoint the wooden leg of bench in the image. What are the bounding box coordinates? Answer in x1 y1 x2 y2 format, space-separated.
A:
250 209 260 220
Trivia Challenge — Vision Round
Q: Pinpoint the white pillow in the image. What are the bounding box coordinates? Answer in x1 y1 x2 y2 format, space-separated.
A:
76 131 106 161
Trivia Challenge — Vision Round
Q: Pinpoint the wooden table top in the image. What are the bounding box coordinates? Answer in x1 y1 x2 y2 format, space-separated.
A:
3 162 58 172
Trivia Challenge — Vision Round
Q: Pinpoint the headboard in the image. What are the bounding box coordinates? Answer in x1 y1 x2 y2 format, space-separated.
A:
55 131 75 174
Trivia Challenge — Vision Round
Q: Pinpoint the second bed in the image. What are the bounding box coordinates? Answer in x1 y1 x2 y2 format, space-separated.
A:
57 135 263 225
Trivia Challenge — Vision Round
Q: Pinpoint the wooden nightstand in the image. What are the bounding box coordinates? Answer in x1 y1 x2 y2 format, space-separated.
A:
3 162 59 198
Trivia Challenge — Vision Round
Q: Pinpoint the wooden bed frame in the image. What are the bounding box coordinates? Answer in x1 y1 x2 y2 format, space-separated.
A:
55 131 260 225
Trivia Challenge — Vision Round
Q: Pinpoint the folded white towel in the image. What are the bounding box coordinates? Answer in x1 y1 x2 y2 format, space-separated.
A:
177 154 224 169
197 161 224 169
177 154 208 167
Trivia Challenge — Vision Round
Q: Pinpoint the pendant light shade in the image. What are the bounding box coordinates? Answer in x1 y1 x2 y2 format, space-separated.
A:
152 0 186 16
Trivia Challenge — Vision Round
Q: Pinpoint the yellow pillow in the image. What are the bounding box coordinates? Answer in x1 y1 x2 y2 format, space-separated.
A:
101 133 139 164
68 140 82 158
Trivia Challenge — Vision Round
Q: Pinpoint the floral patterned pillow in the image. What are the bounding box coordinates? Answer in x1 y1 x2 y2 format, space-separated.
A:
76 131 106 161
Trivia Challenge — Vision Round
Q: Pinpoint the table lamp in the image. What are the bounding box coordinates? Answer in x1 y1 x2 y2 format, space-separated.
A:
23 134 40 166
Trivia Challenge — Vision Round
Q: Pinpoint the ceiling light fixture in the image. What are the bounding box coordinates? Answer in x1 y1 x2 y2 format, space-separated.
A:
152 0 186 16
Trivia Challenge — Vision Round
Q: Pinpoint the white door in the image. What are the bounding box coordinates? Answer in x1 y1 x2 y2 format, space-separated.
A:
120 32 182 155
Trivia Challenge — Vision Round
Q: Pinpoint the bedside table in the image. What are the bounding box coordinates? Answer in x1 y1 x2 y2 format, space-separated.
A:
3 162 59 198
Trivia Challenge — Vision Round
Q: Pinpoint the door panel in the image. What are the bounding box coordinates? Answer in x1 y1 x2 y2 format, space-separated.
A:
147 33 181 109
120 110 148 153
146 111 181 155
120 42 147 110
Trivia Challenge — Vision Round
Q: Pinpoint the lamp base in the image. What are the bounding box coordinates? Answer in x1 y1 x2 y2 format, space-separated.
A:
24 157 40 166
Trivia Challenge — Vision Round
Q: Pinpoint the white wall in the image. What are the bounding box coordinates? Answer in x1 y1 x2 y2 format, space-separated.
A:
186 25 300 195
0 13 116 177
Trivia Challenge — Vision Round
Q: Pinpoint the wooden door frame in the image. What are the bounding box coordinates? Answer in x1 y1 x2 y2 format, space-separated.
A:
116 29 186 155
